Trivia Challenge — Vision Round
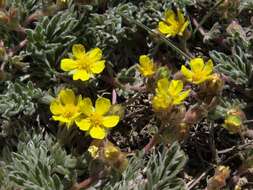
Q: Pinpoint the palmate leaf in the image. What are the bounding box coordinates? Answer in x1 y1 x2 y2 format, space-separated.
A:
104 142 187 190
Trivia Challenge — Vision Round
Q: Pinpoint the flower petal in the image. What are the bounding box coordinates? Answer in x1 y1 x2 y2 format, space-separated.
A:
173 89 190 105
76 118 91 131
202 59 213 76
72 44 85 59
80 98 94 116
102 115 120 128
60 59 78 71
189 58 205 73
95 97 111 115
50 100 64 115
87 48 103 62
73 69 90 81
179 20 189 35
157 78 170 94
59 89 75 105
168 80 183 96
164 10 176 25
177 10 185 24
90 60 105 74
139 55 151 66
89 126 106 139
158 21 173 35
52 115 71 123
181 65 193 80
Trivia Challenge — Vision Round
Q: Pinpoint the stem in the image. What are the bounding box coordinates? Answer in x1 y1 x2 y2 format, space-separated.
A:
121 15 192 60
71 175 98 190
144 134 159 154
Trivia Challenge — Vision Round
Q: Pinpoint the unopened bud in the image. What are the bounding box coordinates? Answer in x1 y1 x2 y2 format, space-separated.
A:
88 140 128 173
223 108 245 134
157 66 170 80
207 74 224 95
184 106 207 125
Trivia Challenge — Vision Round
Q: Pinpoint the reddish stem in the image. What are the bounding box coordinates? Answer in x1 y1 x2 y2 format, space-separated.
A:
71 175 98 190
144 134 159 154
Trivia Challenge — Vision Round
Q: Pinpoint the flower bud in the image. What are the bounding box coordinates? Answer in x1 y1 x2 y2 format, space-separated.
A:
88 140 128 173
157 66 170 80
223 108 245 134
207 166 231 190
183 106 207 125
207 74 224 95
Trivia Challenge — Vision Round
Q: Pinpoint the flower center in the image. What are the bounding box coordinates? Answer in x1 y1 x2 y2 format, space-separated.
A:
77 56 92 71
90 112 102 126
63 104 78 118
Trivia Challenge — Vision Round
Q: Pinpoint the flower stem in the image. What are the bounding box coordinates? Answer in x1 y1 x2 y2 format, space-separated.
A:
71 175 98 190
121 15 192 60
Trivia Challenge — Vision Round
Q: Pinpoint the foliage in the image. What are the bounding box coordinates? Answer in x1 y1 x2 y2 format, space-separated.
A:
0 81 43 119
0 133 86 190
210 46 253 87
105 143 187 190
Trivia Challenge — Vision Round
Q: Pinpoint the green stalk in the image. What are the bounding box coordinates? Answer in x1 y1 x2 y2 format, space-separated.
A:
121 15 192 60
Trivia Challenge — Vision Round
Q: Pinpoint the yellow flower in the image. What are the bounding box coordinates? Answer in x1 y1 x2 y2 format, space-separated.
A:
138 55 156 77
76 97 120 139
158 9 189 37
60 44 105 81
50 89 82 127
152 78 190 110
181 57 214 84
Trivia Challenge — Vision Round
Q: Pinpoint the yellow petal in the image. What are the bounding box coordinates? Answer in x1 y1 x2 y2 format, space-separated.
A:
179 20 189 35
87 48 103 62
59 89 75 105
80 98 94 116
60 59 78 71
189 58 205 73
181 65 193 80
102 115 119 128
164 10 176 25
52 115 71 123
139 55 151 66
202 59 213 76
89 126 106 139
177 10 185 24
158 21 172 34
95 97 111 115
50 100 64 115
72 44 85 59
73 69 90 81
173 89 190 105
168 80 183 96
76 118 91 131
90 60 105 74
157 78 170 93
